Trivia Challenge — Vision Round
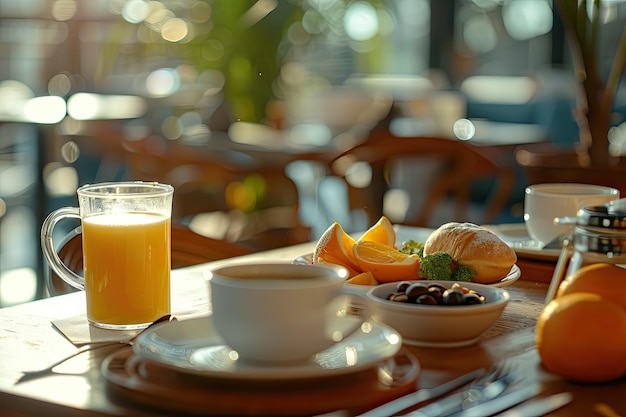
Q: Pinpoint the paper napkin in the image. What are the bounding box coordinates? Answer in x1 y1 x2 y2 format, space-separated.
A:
52 314 140 346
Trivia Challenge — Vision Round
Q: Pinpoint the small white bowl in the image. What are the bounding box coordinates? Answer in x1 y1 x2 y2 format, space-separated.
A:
367 281 510 348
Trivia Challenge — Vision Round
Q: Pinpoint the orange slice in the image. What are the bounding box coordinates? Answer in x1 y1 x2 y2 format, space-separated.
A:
358 215 396 247
313 222 359 274
353 240 420 283
346 271 379 286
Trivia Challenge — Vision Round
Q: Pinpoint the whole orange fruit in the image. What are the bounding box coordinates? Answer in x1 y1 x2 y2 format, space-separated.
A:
536 292 626 382
557 263 626 310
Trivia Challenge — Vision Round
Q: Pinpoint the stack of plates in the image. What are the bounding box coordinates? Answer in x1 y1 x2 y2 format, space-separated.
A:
102 316 418 416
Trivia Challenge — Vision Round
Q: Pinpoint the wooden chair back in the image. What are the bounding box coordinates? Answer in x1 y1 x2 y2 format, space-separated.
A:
332 115 515 227
120 135 311 250
45 223 252 297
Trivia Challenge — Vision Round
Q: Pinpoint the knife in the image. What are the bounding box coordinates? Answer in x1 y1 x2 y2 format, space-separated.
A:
495 392 573 417
357 368 484 417
445 383 542 417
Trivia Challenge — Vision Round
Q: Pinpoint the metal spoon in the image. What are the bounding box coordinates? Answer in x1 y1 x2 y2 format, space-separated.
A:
16 314 175 383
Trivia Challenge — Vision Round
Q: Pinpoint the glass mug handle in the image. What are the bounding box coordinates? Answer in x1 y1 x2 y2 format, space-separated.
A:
41 207 85 290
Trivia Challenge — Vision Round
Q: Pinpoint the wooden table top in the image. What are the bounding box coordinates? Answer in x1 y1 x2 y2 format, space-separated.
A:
0 229 624 416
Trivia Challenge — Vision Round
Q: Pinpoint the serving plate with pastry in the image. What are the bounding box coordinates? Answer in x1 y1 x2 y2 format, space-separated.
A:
295 218 520 288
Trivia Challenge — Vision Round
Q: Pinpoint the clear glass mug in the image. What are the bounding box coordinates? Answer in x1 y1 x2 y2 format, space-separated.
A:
41 181 174 330
546 198 626 302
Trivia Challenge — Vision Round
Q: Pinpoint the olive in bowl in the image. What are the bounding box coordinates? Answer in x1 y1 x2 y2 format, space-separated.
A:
366 280 510 348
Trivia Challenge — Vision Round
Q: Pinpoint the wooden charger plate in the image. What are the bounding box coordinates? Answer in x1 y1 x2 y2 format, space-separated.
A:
102 347 420 416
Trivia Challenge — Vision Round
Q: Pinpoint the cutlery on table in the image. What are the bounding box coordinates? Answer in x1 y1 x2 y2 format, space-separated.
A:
495 391 573 417
17 314 175 383
446 383 542 417
406 363 523 417
357 367 485 417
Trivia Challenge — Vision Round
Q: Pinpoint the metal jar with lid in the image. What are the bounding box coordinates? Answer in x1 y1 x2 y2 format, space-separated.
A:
546 198 626 302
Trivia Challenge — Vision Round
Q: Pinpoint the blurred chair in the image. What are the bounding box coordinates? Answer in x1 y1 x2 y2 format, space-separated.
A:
45 222 253 297
331 113 516 228
121 134 237 219
120 134 311 250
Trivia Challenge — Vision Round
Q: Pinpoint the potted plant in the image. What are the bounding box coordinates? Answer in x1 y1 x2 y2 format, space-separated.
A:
98 2 302 125
517 0 626 191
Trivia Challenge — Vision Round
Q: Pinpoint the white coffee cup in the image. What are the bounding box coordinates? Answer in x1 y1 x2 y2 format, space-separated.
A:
524 183 619 246
208 263 368 364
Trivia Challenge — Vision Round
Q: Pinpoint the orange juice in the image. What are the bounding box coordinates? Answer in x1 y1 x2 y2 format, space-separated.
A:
82 212 171 327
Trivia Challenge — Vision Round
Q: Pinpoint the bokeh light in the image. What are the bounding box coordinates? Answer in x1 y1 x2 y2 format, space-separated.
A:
189 1 212 23
0 80 33 117
51 0 77 22
453 118 476 141
122 0 149 24
502 0 552 41
48 73 72 96
344 1 379 41
0 268 37 306
43 163 78 197
161 17 189 42
24 96 66 124
67 93 146 120
226 181 257 211
146 68 180 97
144 2 174 32
61 141 80 163
301 9 326 35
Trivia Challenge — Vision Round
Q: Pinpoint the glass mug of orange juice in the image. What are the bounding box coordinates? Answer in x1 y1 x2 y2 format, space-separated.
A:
41 181 174 330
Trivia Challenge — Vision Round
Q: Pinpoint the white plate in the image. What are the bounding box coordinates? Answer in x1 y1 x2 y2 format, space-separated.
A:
132 316 402 382
294 254 521 288
395 226 523 287
298 224 525 287
483 224 561 261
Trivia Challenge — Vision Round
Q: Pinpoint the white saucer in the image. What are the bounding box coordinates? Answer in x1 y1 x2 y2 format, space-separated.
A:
402 335 483 348
483 224 562 261
132 316 402 381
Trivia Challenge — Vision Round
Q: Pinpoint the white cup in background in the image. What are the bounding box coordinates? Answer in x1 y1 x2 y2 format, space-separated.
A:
208 263 368 364
524 183 619 246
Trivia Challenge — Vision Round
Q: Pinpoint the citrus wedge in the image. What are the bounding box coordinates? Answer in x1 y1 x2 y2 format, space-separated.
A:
346 271 379 286
353 240 420 282
358 215 396 247
313 222 359 273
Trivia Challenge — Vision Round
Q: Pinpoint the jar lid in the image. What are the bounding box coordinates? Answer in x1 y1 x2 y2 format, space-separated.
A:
576 198 626 231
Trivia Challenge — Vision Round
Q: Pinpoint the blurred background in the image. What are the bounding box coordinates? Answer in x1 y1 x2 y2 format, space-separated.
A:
0 0 625 307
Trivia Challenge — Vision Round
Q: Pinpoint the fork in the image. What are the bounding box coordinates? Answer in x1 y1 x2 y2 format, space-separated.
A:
357 367 485 417
16 314 174 383
407 362 521 417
